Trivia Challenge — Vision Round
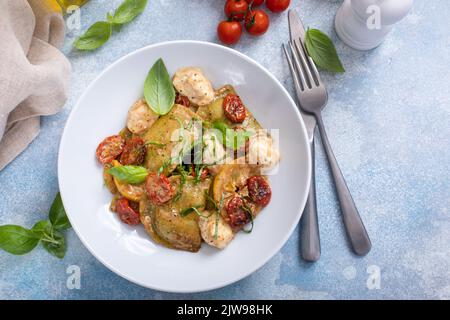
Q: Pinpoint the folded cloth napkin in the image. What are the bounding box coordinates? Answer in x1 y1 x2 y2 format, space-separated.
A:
0 0 71 171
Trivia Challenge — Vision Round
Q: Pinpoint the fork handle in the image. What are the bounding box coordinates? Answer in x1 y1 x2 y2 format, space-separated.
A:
301 137 321 262
316 114 372 256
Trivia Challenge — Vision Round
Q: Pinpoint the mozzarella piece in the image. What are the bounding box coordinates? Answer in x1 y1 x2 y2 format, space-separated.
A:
126 99 159 134
247 133 280 169
198 212 234 249
173 67 215 106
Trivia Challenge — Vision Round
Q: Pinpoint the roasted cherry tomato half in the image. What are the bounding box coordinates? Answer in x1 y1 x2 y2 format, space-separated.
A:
217 21 243 45
265 0 290 13
246 0 264 6
223 94 247 123
145 172 174 205
120 137 146 165
247 175 272 206
226 195 250 229
96 135 125 164
224 0 249 21
245 9 270 36
115 198 140 225
175 92 191 108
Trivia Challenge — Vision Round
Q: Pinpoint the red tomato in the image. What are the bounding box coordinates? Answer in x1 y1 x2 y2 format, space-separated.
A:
246 0 264 6
224 0 249 21
115 198 140 225
120 137 146 165
265 0 290 13
225 196 250 228
145 172 174 205
96 135 125 164
223 94 246 123
175 92 190 108
217 21 243 45
245 9 270 36
247 175 272 206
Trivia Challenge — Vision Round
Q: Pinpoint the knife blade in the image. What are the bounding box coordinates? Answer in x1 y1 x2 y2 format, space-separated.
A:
288 9 316 143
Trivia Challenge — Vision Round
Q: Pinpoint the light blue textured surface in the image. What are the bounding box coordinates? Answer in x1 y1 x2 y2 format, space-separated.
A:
0 0 449 300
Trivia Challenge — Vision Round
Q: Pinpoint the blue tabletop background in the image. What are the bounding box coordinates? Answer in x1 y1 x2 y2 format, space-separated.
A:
1 0 449 300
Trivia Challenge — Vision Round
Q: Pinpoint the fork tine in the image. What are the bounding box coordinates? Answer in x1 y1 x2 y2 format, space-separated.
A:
295 38 321 86
283 44 304 93
292 39 316 88
307 55 321 85
288 41 308 90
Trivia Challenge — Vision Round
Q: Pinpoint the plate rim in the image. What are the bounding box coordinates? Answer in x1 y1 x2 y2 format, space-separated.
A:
58 40 311 293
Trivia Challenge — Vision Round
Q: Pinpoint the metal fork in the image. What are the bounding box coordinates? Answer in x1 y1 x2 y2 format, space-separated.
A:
283 40 372 256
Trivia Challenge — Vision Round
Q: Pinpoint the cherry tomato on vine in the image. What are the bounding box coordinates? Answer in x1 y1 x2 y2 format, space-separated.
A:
217 21 243 45
245 9 270 36
245 0 264 6
224 0 249 21
265 0 290 13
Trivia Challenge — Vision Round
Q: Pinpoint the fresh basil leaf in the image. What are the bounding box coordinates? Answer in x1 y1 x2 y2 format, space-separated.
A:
144 58 176 115
108 165 148 184
305 29 345 73
49 193 71 230
42 229 66 259
145 140 166 147
0 225 40 255
112 0 148 24
212 121 253 150
106 12 114 22
74 21 112 51
32 220 52 237
233 130 254 150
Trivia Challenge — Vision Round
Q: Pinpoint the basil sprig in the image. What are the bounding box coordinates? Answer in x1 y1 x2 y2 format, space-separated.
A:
144 59 176 115
108 165 148 184
74 0 148 51
305 29 345 73
0 193 71 258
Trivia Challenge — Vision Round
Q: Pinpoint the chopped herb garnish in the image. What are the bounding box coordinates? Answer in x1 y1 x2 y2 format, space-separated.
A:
241 204 254 233
173 165 188 202
145 140 166 147
180 206 212 218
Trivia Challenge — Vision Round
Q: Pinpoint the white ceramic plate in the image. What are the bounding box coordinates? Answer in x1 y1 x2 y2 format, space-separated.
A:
58 41 311 293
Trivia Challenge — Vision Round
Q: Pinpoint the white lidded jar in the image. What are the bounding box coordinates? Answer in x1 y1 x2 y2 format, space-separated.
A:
335 0 413 50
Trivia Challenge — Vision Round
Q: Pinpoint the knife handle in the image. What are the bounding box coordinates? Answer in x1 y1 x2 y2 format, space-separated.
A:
301 137 321 262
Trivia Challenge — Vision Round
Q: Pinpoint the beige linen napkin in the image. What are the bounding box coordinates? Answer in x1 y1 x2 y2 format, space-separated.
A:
0 0 71 171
